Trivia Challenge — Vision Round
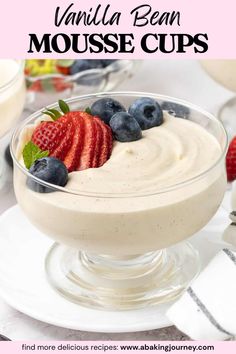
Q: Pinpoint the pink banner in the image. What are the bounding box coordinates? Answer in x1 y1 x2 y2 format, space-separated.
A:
0 0 235 58
0 341 236 353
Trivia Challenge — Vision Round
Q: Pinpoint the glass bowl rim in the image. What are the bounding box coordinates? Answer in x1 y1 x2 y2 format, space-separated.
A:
10 91 228 198
0 60 25 93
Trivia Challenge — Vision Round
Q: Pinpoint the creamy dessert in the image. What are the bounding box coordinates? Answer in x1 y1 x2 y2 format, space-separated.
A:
0 60 25 137
201 60 236 92
13 96 226 256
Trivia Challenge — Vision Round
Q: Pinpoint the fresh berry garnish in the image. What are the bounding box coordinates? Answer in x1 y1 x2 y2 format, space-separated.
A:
226 137 236 182
56 60 74 75
56 66 70 75
128 97 163 130
28 80 43 92
52 78 72 92
92 118 103 167
161 101 190 119
31 120 67 152
74 111 97 171
69 60 103 75
23 141 49 170
109 112 142 142
27 157 68 193
94 117 113 165
91 98 126 125
101 60 117 67
28 101 113 173
69 60 104 86
61 113 85 172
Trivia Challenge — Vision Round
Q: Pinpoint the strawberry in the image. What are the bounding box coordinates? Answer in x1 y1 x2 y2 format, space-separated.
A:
56 60 74 76
28 80 43 92
77 113 97 171
32 120 67 152
24 67 31 76
52 78 72 92
92 120 103 168
51 115 74 160
94 117 113 166
31 109 113 173
226 137 236 182
63 114 85 172
56 65 70 75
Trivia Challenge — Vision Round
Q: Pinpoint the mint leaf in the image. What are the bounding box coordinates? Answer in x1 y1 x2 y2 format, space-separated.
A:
85 107 92 114
23 141 49 169
34 150 49 161
58 99 70 114
42 100 70 120
42 110 58 121
42 107 62 121
46 108 62 119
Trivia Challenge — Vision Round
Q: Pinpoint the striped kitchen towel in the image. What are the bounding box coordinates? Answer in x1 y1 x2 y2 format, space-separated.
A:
167 248 236 340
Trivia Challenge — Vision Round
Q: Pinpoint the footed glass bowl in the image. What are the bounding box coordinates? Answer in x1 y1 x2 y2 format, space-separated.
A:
11 92 227 310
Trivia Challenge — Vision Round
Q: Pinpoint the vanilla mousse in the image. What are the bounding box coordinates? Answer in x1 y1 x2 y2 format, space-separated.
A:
14 111 226 255
0 60 25 137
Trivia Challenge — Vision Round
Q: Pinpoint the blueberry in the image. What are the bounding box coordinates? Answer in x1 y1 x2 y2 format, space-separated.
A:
70 60 104 86
109 112 142 142
101 60 117 67
69 60 103 75
128 98 163 130
4 145 13 168
27 157 68 193
161 102 190 119
91 98 126 125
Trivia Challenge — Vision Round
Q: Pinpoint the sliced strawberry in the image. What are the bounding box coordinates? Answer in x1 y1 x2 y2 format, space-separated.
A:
92 120 103 168
94 116 113 166
77 113 97 171
63 113 85 172
51 116 74 160
31 109 113 173
32 121 66 152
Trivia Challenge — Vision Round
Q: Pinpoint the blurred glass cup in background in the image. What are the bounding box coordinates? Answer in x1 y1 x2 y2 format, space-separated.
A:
201 60 236 138
0 60 26 187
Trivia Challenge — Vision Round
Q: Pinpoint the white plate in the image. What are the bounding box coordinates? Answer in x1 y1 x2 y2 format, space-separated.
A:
0 205 229 333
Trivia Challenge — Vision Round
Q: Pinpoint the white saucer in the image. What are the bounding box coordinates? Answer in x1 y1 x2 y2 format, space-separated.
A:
0 205 229 333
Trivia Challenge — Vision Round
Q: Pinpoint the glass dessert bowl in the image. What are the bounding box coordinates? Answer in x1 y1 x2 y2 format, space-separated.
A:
11 92 227 310
0 59 26 185
200 60 236 138
25 60 141 111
